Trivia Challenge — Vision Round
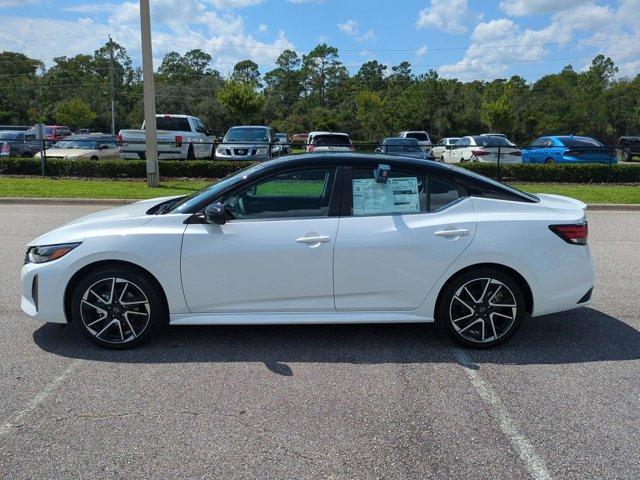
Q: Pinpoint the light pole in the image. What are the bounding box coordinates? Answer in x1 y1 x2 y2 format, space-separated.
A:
139 0 159 187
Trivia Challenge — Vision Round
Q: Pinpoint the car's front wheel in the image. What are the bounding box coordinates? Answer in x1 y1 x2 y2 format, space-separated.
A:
437 269 526 348
71 266 166 349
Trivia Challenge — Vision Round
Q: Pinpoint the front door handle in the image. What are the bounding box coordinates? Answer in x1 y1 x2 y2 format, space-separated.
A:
296 235 331 245
435 228 470 237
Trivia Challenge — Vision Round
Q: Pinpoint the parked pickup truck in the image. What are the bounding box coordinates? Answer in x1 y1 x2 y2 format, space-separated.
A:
118 114 214 160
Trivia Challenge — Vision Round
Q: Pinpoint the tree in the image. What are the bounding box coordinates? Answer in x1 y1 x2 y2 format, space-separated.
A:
217 81 264 124
231 60 261 88
355 60 387 91
158 49 215 83
302 44 348 107
356 90 385 139
54 97 97 128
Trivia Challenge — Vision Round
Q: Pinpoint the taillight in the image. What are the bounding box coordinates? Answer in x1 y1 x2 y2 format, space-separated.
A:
1 142 9 155
116 134 123 146
471 149 489 156
549 223 588 245
308 144 315 152
175 135 182 147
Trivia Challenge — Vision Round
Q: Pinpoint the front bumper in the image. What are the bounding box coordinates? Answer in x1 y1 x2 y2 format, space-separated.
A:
21 260 70 324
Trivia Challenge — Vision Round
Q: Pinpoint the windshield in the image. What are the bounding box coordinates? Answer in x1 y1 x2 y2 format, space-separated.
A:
53 140 97 149
558 137 603 148
224 127 269 143
167 163 265 214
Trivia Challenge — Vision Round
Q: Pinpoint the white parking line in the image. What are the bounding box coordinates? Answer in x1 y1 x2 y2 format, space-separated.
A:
453 349 552 480
0 359 81 439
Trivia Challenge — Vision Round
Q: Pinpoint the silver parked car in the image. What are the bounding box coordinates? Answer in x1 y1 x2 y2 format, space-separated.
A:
216 126 280 161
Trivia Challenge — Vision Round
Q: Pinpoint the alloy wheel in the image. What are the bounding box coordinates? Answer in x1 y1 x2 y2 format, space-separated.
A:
448 277 517 344
80 277 151 345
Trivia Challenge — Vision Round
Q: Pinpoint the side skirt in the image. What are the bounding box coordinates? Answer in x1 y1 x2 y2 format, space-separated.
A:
170 311 433 326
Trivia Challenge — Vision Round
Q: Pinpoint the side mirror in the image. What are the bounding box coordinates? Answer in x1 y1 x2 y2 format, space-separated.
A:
204 202 226 225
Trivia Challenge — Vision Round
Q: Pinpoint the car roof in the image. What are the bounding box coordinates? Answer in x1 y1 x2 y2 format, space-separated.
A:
228 125 269 129
308 131 350 136
66 134 116 140
382 137 419 143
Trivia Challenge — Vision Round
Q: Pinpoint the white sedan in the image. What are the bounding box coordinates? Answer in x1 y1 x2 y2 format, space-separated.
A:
443 135 522 164
431 137 460 161
21 154 594 349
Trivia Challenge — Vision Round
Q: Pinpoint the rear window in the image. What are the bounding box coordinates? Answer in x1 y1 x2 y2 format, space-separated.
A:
312 135 351 146
406 132 429 141
472 136 512 147
558 137 603 148
156 116 191 131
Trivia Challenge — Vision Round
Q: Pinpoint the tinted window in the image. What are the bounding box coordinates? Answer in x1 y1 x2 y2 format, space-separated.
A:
406 132 429 141
223 168 335 220
384 138 421 153
429 178 460 212
558 137 603 148
447 138 459 144
0 132 19 140
156 117 191 131
312 135 351 146
224 127 269 142
472 136 511 147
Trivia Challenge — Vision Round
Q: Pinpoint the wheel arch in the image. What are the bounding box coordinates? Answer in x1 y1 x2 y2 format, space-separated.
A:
434 262 534 318
63 259 169 324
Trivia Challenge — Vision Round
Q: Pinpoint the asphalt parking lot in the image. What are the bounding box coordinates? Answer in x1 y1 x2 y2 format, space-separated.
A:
0 204 639 479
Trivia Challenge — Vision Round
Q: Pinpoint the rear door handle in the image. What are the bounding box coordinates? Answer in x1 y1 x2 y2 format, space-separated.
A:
435 228 470 237
296 235 331 245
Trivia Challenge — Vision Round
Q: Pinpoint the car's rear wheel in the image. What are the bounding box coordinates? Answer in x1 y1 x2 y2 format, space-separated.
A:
437 269 526 348
71 266 166 349
544 158 555 165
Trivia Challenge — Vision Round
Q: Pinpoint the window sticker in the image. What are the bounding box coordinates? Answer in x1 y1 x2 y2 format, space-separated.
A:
353 177 420 216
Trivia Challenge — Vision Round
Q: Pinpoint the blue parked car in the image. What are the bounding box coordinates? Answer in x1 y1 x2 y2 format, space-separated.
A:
523 136 617 164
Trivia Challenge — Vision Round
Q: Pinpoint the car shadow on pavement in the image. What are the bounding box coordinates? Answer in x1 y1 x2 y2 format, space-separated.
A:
33 307 640 375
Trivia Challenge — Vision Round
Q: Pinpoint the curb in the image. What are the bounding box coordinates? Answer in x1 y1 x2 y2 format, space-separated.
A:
0 198 639 211
586 204 640 211
0 197 136 206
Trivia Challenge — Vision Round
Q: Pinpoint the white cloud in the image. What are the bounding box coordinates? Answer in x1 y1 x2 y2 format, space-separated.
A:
207 0 264 8
63 2 119 14
0 0 39 6
337 19 376 42
337 19 358 36
257 23 268 33
416 45 428 57
416 0 468 34
0 0 294 74
499 0 589 16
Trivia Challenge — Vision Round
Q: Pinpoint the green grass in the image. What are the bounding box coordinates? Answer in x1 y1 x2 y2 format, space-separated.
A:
511 183 640 204
0 176 638 204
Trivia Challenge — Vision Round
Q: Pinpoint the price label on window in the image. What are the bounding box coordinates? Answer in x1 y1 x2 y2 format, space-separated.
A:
353 177 420 216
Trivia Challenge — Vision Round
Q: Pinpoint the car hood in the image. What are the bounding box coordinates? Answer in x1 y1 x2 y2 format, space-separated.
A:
27 196 180 247
43 148 97 158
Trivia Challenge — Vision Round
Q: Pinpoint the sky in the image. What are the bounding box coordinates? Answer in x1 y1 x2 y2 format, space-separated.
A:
0 0 638 82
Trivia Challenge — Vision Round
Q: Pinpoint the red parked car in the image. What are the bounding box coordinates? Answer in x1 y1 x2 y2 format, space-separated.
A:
44 125 72 142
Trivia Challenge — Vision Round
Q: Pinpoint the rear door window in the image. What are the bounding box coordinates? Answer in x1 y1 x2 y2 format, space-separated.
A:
312 135 351 146
350 169 462 216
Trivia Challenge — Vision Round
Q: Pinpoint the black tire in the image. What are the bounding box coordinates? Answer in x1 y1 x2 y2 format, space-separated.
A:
544 158 555 165
70 266 166 349
436 268 526 348
622 148 631 162
186 144 195 160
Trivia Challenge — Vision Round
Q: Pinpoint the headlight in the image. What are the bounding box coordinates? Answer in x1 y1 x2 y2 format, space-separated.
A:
256 147 268 155
25 243 81 264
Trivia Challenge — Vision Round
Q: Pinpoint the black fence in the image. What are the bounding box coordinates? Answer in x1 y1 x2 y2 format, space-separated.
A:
4 136 639 183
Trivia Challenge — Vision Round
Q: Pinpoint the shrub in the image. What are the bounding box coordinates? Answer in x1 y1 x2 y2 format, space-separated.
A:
0 158 255 179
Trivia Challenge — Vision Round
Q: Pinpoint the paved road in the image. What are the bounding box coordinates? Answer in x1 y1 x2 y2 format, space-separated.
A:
0 205 639 479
